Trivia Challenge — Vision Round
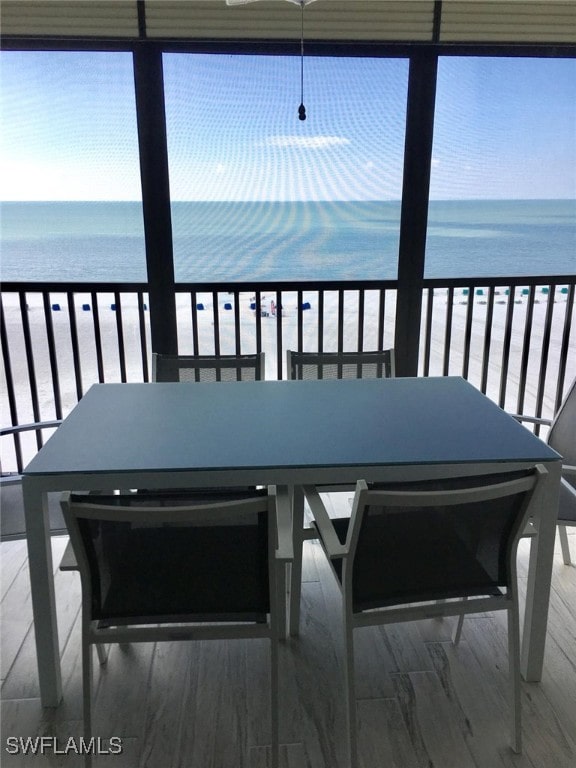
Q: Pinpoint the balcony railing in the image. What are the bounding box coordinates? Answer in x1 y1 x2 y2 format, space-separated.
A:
1 276 574 475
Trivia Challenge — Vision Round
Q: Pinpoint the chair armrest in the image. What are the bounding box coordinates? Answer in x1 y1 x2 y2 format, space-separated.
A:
302 486 348 558
0 419 62 436
274 486 294 562
510 414 552 427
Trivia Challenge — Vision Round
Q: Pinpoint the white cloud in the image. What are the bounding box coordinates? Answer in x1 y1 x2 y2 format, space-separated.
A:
264 135 351 149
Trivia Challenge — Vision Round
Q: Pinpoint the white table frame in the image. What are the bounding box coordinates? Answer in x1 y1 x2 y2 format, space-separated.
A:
22 378 560 707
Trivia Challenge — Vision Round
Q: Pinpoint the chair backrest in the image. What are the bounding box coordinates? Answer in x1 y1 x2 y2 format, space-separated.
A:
286 349 395 380
152 352 265 382
61 488 275 625
343 467 545 613
547 377 576 482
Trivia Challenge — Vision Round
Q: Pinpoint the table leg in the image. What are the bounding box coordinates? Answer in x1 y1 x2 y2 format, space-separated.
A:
274 485 294 639
289 485 305 637
22 479 62 707
521 460 561 682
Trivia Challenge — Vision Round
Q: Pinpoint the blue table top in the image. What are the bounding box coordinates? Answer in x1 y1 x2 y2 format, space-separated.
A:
24 377 560 478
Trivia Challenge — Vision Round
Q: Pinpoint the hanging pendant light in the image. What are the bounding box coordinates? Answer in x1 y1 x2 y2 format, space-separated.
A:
298 0 307 120
226 0 317 121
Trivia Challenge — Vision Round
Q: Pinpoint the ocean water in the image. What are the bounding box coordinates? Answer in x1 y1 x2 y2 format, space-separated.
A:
1 199 574 283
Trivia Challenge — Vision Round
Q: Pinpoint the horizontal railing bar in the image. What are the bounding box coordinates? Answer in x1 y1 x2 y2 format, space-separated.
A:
1 282 148 292
176 276 574 291
2 280 398 294
422 276 575 289
178 280 400 292
3 275 574 295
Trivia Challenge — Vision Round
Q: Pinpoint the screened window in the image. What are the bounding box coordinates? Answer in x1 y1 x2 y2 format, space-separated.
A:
426 57 576 278
163 53 409 282
0 51 145 282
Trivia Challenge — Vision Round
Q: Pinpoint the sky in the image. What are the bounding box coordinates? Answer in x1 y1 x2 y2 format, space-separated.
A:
0 50 575 202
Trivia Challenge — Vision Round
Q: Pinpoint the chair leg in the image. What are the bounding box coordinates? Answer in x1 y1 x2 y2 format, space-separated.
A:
95 643 109 665
270 634 280 768
558 525 572 566
452 598 468 645
452 614 465 645
507 604 522 754
343 618 358 768
82 635 94 768
276 561 289 640
289 486 305 637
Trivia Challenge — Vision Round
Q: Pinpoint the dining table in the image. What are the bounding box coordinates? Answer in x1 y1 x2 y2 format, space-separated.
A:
22 376 561 707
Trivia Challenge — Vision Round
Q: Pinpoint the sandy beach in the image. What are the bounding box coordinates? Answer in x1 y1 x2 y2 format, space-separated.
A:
1 285 574 474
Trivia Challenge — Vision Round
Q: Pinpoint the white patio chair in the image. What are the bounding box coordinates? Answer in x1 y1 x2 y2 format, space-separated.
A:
1 421 63 541
150 351 266 494
512 377 576 564
152 351 265 382
286 348 395 381
61 486 292 768
304 465 547 766
0 420 62 486
286 347 396 542
285 348 397 637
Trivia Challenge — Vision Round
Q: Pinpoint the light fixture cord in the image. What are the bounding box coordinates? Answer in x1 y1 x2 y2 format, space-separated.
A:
298 0 306 120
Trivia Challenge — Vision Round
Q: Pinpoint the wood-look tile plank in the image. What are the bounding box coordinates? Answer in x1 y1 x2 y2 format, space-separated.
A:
425 640 531 768
453 617 576 768
391 671 478 768
519 673 576 768
0 538 28 601
549 553 576 620
180 638 251 768
138 640 197 768
1 537 62 668
92 642 157 740
245 637 276 751
539 635 576 742
1 538 78 698
1 697 139 768
357 698 421 768
301 539 321 583
380 622 437 674
93 738 141 767
249 743 307 768
283 580 349 768
0 698 82 768
353 625 398 699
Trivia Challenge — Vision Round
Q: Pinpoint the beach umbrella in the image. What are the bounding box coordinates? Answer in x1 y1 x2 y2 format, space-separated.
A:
226 0 318 120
